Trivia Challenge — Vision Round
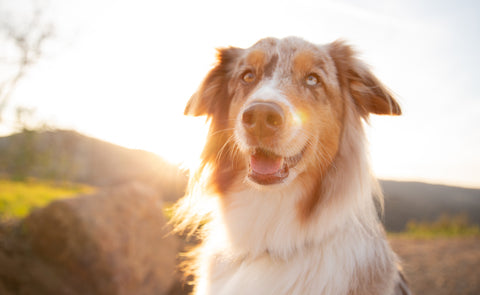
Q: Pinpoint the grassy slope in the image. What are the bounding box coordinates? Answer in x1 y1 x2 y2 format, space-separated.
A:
0 179 93 219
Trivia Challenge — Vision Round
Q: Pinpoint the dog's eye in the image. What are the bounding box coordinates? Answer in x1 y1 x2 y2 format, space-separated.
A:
305 74 320 87
242 71 256 84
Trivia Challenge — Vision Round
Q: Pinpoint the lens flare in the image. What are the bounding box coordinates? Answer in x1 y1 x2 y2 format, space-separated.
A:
292 109 307 126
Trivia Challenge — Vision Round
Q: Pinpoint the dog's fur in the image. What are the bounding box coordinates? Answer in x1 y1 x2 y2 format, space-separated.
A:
173 37 411 295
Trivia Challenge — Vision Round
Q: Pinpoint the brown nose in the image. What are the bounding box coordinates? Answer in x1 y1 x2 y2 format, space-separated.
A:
242 102 285 138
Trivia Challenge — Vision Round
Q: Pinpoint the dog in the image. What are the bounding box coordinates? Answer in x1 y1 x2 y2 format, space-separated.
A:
173 37 411 295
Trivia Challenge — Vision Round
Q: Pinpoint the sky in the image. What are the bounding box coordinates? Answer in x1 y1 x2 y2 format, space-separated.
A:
0 0 479 188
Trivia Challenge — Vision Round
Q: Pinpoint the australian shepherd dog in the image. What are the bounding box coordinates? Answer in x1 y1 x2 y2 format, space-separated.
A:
173 37 411 295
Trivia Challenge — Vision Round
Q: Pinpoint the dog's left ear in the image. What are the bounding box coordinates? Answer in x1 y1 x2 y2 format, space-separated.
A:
185 47 243 117
329 40 401 117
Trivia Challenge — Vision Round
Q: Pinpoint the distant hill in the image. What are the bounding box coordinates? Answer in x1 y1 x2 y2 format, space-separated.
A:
381 180 480 232
0 129 479 230
0 130 187 202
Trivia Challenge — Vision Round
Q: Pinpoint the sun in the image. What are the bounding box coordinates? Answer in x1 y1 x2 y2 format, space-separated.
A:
152 115 210 171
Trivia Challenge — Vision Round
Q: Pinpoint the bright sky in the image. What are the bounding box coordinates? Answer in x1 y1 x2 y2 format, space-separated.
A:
1 0 479 188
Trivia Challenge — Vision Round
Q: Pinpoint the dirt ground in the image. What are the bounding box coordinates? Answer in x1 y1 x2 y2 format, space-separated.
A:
389 236 480 295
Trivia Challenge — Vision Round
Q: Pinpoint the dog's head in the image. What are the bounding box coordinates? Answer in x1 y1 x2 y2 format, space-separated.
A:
186 37 400 193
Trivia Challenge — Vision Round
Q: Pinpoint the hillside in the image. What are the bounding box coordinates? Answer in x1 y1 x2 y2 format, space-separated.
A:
0 130 187 202
382 180 480 231
1 130 479 230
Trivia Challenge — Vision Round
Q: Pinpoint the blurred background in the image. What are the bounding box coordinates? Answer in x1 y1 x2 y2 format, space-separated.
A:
0 0 479 294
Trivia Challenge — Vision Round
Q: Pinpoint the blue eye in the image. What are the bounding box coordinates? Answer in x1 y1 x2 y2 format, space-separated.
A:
305 73 320 86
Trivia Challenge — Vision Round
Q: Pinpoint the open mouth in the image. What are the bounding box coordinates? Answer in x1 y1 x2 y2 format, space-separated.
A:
248 148 304 185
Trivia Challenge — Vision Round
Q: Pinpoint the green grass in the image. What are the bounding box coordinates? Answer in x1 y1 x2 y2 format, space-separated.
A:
0 178 94 220
393 214 480 238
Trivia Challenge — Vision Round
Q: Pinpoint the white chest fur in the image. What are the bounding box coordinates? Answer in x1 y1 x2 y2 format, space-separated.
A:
193 184 396 295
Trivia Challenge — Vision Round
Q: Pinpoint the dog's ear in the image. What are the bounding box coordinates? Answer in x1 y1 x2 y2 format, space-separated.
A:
185 47 243 117
329 40 401 117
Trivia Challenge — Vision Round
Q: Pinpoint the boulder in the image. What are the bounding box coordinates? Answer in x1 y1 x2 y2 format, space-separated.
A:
17 182 179 295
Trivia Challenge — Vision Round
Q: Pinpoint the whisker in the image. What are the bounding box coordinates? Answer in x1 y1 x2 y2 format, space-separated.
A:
209 127 235 137
215 134 235 163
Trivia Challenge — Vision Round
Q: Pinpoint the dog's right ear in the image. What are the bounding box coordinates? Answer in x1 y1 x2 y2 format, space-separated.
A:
184 47 243 117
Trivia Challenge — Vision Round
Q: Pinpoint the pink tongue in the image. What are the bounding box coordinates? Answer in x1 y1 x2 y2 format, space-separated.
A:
250 151 284 175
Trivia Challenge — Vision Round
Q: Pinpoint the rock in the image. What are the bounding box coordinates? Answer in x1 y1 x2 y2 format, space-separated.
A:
20 182 179 295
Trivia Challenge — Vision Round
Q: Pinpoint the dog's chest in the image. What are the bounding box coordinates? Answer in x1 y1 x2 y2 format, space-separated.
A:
199 242 353 295
193 187 394 295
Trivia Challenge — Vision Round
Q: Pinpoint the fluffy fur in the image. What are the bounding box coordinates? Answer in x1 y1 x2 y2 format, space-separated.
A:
173 37 411 295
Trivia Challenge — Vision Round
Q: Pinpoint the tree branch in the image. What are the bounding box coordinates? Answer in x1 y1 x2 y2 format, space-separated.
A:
0 0 54 122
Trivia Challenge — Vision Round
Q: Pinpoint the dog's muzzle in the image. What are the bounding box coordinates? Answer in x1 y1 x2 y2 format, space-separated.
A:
240 101 303 185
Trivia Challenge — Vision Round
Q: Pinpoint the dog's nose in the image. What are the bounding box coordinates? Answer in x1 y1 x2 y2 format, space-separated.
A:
242 102 285 138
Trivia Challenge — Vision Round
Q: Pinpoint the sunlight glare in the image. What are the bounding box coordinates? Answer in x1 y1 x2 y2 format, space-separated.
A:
161 116 209 172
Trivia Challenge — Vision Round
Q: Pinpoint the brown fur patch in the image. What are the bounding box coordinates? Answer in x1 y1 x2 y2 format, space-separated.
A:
246 50 265 68
184 47 245 194
263 53 279 78
293 51 317 75
290 50 345 221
